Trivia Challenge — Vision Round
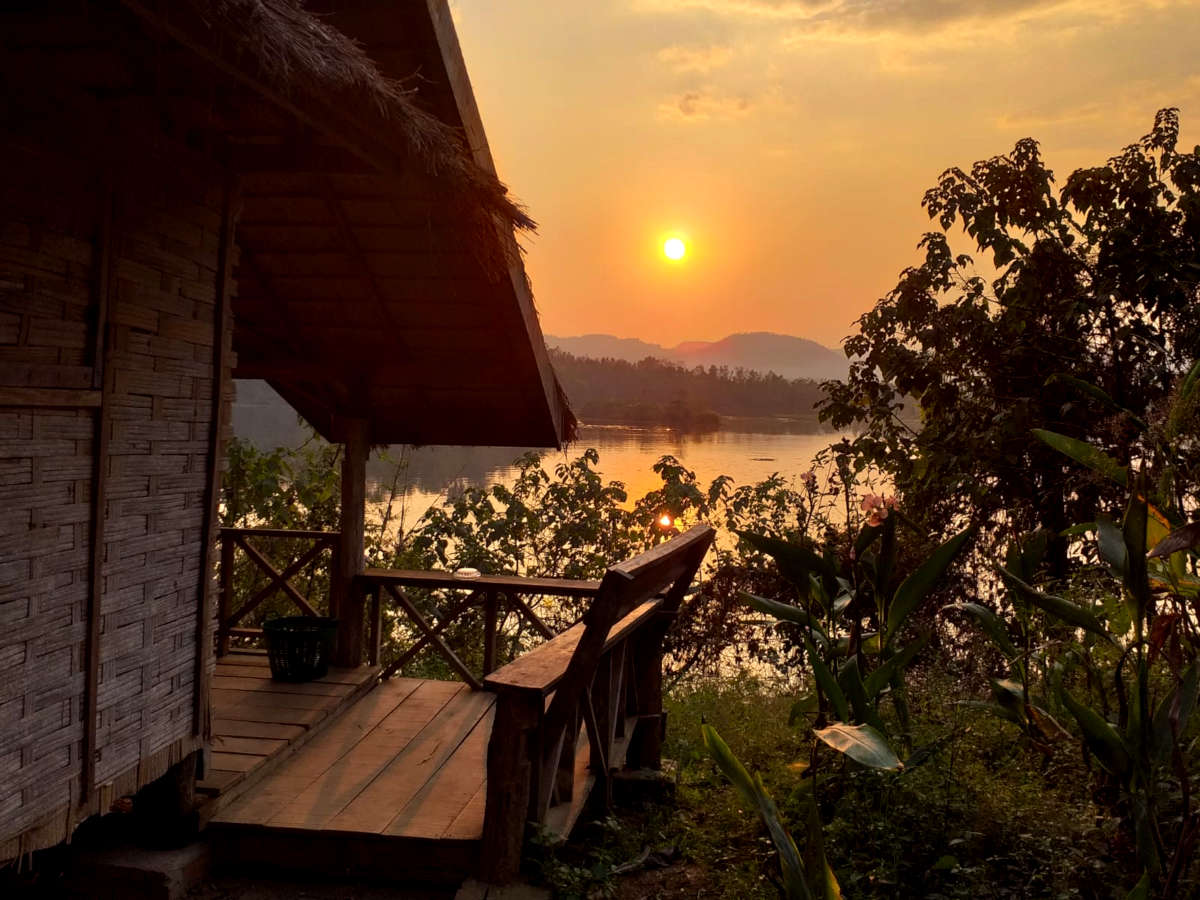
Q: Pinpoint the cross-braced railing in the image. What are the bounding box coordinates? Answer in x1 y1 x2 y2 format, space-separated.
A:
216 527 339 655
354 570 605 687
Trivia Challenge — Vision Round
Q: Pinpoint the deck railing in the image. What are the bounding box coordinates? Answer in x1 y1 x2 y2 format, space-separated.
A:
354 570 603 686
216 527 339 655
478 525 715 882
214 524 716 884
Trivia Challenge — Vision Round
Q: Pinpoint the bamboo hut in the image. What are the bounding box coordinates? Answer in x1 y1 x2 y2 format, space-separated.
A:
0 0 573 864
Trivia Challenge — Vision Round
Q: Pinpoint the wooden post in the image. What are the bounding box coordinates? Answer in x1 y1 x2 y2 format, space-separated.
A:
628 631 667 770
333 419 368 667
480 691 541 883
194 173 239 736
483 589 498 675
82 174 115 801
367 585 382 666
217 534 234 657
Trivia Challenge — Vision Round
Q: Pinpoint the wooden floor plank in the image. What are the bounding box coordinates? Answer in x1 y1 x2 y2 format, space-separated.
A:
212 735 287 756
266 678 430 781
441 781 488 841
325 688 494 835
213 675 353 697
212 719 305 741
212 751 266 773
212 688 336 711
384 695 495 838
214 773 323 825
264 681 465 830
213 702 325 727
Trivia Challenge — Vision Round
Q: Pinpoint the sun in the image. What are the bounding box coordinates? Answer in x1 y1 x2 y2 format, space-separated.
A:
663 237 686 260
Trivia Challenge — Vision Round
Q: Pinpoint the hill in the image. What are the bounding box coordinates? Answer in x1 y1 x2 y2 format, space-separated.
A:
545 331 847 382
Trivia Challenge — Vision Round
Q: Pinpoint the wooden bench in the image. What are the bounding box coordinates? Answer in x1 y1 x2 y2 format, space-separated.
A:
478 524 715 881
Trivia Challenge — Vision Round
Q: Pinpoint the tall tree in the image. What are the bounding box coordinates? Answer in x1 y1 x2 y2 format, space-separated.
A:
821 109 1200 564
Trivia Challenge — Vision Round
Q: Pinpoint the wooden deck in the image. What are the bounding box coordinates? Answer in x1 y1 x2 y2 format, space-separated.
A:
198 652 381 811
207 677 502 884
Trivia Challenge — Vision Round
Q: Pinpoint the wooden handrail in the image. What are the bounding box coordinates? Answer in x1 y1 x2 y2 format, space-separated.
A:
479 525 716 883
355 569 604 680
361 568 602 597
484 598 663 696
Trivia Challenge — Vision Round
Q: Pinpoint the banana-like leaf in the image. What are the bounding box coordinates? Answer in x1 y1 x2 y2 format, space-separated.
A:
864 631 931 698
1148 521 1200 559
1123 487 1150 627
804 635 851 724
1032 428 1128 487
738 531 832 594
1152 662 1199 763
740 591 816 629
702 725 812 900
803 800 842 900
1061 689 1132 777
1124 872 1150 900
1096 516 1128 574
997 568 1112 641
1045 373 1149 430
813 722 903 771
990 678 1029 725
946 602 1019 658
884 527 974 645
837 657 887 732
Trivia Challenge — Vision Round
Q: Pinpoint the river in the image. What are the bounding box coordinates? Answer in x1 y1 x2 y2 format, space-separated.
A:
369 425 848 531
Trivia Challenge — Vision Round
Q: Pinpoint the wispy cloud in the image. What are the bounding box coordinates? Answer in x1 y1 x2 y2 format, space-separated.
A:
637 0 1194 36
657 44 736 72
659 88 754 121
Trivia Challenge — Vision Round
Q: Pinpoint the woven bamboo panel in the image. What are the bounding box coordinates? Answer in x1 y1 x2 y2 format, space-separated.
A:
0 130 230 860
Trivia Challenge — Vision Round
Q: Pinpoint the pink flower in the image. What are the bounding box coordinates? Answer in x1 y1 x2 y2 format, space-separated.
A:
868 508 888 527
800 470 817 488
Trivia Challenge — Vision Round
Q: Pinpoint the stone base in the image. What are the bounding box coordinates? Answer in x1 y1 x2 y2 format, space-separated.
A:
64 840 210 900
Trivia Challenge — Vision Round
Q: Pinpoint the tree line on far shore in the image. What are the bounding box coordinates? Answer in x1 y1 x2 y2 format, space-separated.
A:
549 349 828 431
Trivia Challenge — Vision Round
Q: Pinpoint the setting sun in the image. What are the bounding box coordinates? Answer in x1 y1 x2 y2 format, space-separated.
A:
663 237 686 260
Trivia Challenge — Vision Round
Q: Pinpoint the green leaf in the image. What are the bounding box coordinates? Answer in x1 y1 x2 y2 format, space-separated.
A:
1147 521 1200 559
702 725 811 900
1032 428 1129 487
1152 662 1199 763
738 531 831 593
1060 689 1132 777
1045 373 1149 430
804 635 851 724
1123 486 1150 627
740 591 816 630
884 527 974 645
864 631 931 698
813 722 903 770
946 602 1018 658
837 657 887 732
1096 516 1128 574
802 800 842 900
1124 872 1151 900
997 568 1112 640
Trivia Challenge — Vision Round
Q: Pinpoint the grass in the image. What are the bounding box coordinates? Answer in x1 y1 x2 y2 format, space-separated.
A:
540 665 1143 900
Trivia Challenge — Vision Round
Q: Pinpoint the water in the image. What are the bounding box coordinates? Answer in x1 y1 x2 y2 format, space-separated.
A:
370 425 847 531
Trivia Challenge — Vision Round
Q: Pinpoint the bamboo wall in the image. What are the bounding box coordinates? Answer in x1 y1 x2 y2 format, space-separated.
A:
0 131 234 862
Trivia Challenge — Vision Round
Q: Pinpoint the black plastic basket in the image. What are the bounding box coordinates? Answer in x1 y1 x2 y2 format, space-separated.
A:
263 616 338 682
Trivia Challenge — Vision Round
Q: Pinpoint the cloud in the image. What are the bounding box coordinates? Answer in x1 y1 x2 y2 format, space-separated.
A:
657 44 736 72
634 0 828 18
659 88 754 121
637 0 1194 37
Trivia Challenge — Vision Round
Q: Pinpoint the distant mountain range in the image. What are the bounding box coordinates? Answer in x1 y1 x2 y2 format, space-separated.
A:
545 331 848 382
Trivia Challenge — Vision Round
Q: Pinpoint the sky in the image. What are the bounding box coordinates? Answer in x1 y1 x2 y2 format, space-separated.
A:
451 0 1200 350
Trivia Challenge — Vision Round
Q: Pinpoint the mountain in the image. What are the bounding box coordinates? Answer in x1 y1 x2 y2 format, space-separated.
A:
544 331 847 382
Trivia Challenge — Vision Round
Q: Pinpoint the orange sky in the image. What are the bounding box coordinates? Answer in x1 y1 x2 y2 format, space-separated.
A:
452 0 1200 350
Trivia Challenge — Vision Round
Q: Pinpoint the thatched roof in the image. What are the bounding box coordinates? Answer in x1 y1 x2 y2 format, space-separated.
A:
120 0 577 446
